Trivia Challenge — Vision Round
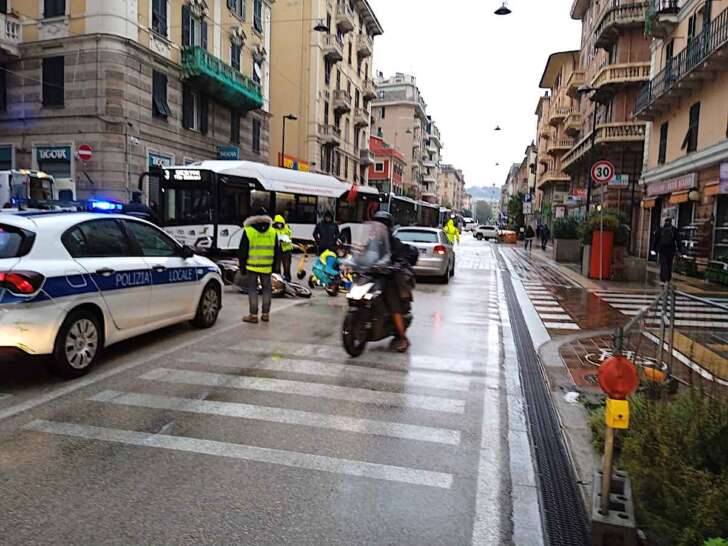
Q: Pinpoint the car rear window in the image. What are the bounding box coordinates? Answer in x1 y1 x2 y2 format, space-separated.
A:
396 230 439 243
0 224 35 258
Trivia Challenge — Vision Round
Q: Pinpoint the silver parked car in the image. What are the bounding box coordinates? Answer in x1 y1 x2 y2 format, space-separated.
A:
394 227 455 284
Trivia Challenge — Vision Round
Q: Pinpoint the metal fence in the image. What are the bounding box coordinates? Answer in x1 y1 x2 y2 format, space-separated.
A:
614 283 728 398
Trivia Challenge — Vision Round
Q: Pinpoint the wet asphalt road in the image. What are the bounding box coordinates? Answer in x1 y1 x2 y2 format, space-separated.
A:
0 237 543 546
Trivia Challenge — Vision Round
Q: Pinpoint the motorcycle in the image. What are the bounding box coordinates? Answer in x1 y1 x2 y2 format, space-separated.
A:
342 222 414 357
216 259 312 299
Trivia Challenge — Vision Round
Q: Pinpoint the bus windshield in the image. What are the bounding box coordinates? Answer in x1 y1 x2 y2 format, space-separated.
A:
389 196 417 227
162 184 214 226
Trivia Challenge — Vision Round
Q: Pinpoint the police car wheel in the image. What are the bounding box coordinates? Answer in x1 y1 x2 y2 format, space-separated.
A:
191 283 221 329
51 310 102 378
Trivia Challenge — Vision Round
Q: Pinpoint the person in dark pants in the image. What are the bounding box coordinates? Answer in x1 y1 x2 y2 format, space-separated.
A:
651 217 681 284
541 224 551 251
524 225 535 251
313 210 341 254
239 210 281 324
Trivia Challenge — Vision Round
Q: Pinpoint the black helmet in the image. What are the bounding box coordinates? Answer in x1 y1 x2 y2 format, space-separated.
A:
373 211 394 229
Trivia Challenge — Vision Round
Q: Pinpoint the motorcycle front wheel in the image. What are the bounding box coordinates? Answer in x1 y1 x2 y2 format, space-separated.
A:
342 309 369 357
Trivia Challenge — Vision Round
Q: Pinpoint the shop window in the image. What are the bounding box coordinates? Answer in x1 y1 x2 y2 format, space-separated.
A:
682 102 700 153
37 147 71 179
42 56 64 107
152 0 168 37
228 0 245 19
182 5 207 49
252 118 261 153
182 85 208 134
658 122 669 165
152 71 171 120
231 111 240 144
44 0 65 18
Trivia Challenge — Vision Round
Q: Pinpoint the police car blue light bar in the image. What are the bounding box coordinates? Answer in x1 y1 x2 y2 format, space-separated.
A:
87 199 123 212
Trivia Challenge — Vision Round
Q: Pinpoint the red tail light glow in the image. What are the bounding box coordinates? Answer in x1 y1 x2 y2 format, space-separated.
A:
433 245 447 255
0 271 45 295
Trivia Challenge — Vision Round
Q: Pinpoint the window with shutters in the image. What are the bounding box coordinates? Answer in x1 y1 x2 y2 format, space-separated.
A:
253 0 263 33
658 122 669 165
228 0 245 20
253 59 262 85
152 0 168 37
231 111 240 144
43 0 65 18
231 41 241 71
182 5 207 49
0 66 6 111
152 71 171 120
0 0 7 13
682 102 700 154
182 85 208 134
42 56 64 107
252 118 261 153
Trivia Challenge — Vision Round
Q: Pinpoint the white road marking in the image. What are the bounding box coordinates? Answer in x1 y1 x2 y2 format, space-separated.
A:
141 368 467 414
543 322 580 330
91 391 461 445
24 420 453 489
0 300 304 423
534 306 565 313
184 357 472 392
538 314 572 321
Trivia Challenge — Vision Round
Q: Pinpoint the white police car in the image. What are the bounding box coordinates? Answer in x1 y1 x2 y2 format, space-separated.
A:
0 212 223 377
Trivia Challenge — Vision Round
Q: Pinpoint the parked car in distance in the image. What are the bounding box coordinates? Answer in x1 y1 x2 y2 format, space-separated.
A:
475 225 499 241
394 227 455 284
463 217 478 232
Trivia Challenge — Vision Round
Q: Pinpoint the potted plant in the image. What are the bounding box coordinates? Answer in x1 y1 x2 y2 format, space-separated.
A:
581 210 620 279
552 216 581 262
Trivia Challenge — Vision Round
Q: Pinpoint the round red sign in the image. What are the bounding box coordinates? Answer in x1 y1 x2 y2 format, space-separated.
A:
591 160 615 184
597 355 639 399
78 144 93 162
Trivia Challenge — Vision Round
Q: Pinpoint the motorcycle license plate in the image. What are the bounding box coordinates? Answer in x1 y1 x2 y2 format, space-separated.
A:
419 248 427 254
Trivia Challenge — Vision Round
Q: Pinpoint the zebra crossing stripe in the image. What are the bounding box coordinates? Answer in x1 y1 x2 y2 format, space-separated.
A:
24 420 453 489
539 314 572 321
184 357 473 392
141 368 467 414
90 391 461 445
534 306 565 313
543 322 580 330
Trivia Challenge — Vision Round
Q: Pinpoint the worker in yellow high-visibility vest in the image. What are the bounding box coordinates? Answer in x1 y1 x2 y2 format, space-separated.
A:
239 209 281 324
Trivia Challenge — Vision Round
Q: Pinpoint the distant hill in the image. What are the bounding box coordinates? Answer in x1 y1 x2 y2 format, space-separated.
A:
467 186 501 202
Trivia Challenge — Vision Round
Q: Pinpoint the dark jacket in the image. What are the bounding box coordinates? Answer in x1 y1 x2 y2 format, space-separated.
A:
651 225 681 254
239 214 281 272
124 201 158 224
313 220 341 253
525 226 535 239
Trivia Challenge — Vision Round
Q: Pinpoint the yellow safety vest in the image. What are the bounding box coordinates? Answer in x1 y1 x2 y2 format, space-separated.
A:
244 226 277 274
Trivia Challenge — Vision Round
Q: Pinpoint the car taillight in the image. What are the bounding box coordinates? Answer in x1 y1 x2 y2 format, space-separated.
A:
433 245 447 255
0 271 45 295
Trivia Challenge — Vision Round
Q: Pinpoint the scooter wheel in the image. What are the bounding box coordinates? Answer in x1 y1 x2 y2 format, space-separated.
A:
308 276 316 289
342 309 368 357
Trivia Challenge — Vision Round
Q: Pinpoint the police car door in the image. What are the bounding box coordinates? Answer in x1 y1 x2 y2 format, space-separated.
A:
122 219 198 321
63 219 151 330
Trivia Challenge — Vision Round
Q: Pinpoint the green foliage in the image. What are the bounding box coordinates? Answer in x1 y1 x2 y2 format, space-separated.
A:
507 192 525 227
598 392 728 545
475 201 493 224
580 209 623 244
704 539 728 546
553 216 581 239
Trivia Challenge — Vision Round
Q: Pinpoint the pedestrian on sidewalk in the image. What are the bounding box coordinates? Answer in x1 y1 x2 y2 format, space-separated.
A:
524 225 535 251
541 224 550 251
651 217 681 284
313 210 341 254
239 209 281 324
273 214 294 281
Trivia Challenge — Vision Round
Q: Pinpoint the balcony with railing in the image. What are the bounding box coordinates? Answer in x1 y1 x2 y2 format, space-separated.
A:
636 5 728 118
356 33 373 58
336 1 355 33
319 123 342 146
359 147 374 165
422 158 436 168
566 70 586 98
591 62 651 102
547 138 575 156
354 107 369 127
561 121 647 170
565 111 583 137
647 0 681 39
181 46 263 112
333 89 352 113
549 106 571 126
0 12 21 58
594 2 649 50
539 163 570 187
363 79 377 100
322 34 344 62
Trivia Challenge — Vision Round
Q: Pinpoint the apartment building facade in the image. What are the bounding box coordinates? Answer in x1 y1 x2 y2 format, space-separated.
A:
422 116 442 203
367 134 405 194
634 0 728 268
0 0 273 202
562 0 651 241
371 73 430 199
437 163 466 211
268 0 382 185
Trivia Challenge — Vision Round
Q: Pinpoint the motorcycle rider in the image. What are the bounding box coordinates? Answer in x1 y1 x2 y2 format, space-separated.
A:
372 211 417 353
313 210 341 254
273 214 294 281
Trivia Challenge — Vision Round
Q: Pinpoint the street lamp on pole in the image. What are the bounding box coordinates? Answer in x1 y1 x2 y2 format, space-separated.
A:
281 114 298 167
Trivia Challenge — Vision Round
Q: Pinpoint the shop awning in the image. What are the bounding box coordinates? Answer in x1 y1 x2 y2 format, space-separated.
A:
705 182 720 197
641 198 656 209
669 190 690 204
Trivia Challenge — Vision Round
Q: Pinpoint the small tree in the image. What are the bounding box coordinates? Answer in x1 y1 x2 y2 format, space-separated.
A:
507 192 525 228
475 201 493 223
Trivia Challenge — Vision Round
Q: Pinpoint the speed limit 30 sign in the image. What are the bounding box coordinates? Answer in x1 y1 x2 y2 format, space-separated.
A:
592 160 615 184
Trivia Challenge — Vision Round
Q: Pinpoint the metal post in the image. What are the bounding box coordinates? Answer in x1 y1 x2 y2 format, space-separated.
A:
600 207 604 281
657 286 668 368
667 283 677 376
601 426 616 515
281 117 287 167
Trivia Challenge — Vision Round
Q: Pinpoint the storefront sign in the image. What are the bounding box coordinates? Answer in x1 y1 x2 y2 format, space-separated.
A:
148 151 174 168
608 175 630 188
279 153 310 172
523 202 532 215
719 162 728 194
647 173 697 197
217 146 240 160
168 169 202 181
37 146 71 161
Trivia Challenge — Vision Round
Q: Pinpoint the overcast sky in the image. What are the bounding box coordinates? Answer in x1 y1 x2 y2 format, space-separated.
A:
367 0 581 189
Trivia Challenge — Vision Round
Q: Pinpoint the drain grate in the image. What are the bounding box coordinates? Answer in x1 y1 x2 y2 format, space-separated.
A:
498 251 590 545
